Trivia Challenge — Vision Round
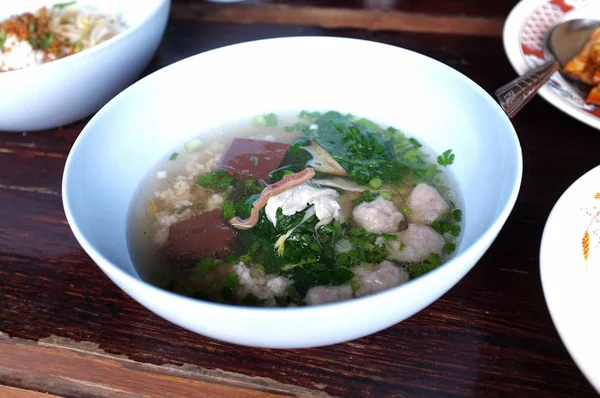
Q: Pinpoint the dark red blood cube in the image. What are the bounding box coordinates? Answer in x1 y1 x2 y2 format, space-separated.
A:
168 210 234 264
218 138 290 181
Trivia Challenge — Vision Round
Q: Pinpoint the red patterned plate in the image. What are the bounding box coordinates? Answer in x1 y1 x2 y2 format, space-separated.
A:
503 0 600 127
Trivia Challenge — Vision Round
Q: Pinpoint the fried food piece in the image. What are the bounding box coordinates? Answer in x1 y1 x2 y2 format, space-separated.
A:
562 27 600 105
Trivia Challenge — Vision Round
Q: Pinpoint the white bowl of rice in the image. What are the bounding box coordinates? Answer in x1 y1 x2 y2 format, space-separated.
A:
0 0 170 132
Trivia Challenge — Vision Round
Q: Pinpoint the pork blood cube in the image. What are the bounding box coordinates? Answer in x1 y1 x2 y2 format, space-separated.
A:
218 138 290 181
167 209 234 264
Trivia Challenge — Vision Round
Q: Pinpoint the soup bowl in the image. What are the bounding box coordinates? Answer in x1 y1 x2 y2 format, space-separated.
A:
0 0 170 132
63 37 522 349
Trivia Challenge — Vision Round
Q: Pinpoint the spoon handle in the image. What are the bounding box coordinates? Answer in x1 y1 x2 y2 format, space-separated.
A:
495 59 559 118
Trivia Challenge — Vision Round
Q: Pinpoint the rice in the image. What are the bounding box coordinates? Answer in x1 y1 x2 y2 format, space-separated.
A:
0 3 127 72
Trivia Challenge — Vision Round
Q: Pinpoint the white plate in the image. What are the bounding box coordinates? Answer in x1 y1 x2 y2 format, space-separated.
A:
503 0 600 129
540 165 600 393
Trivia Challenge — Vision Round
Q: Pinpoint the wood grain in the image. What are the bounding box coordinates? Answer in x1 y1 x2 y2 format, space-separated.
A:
0 10 598 398
173 2 504 36
177 0 520 18
0 385 62 398
0 333 324 398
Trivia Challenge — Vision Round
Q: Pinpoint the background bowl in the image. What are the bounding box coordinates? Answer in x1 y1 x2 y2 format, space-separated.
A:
0 0 170 132
63 37 522 349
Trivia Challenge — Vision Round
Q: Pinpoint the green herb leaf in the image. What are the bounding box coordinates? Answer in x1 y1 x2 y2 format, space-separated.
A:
284 122 310 133
222 200 236 219
381 233 397 241
53 1 77 9
428 253 442 266
349 280 360 292
169 152 178 160
453 209 463 222
443 243 456 255
221 286 234 300
196 170 234 190
0 32 6 51
242 294 260 306
195 258 215 276
432 219 461 237
306 111 408 185
409 138 422 148
299 110 321 119
409 262 437 279
223 274 240 289
248 240 261 254
437 149 455 167
352 190 377 206
250 156 259 166
269 137 312 182
29 22 36 34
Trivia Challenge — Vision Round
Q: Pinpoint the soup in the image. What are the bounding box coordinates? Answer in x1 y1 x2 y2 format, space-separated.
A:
127 111 463 307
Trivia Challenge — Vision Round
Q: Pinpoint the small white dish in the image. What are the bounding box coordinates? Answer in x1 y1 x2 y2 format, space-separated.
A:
540 165 600 394
0 0 170 132
62 36 523 349
503 0 600 128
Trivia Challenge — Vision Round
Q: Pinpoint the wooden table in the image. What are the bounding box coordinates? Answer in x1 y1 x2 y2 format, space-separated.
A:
1 1 598 396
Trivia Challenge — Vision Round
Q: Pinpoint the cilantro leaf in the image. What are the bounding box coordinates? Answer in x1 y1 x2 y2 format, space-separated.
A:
437 149 455 167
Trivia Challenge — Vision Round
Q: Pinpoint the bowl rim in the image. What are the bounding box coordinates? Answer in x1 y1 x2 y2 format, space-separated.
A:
0 0 169 77
62 36 523 315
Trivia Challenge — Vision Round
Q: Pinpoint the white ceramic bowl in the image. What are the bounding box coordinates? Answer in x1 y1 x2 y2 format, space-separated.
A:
63 37 523 349
0 0 170 132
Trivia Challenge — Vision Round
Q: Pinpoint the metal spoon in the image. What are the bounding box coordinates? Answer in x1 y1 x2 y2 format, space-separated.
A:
495 18 600 118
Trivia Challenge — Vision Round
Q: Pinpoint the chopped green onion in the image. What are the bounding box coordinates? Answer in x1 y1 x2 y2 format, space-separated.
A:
250 156 259 166
255 263 265 272
29 22 36 33
0 32 6 51
41 32 54 49
369 178 382 190
53 1 77 9
169 152 178 160
349 280 360 292
379 191 392 200
381 233 397 240
239 254 252 263
73 41 83 53
400 206 412 216
252 113 278 127
185 138 203 153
